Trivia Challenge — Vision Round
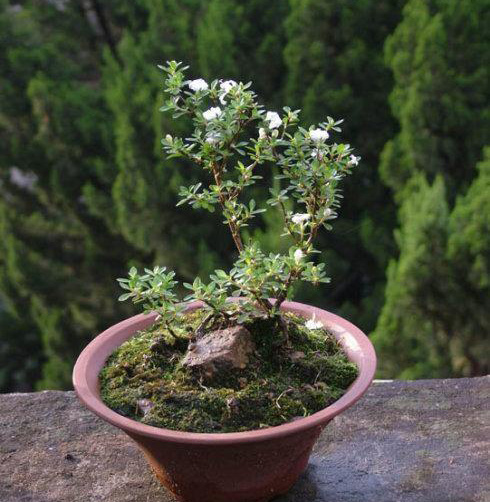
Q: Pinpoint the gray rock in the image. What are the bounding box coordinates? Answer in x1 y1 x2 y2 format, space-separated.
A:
0 377 489 502
182 325 255 378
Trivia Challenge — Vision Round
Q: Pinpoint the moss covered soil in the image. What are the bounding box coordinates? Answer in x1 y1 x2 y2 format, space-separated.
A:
99 310 358 433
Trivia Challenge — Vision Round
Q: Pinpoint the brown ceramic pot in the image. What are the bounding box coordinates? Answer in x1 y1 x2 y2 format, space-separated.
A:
73 300 376 502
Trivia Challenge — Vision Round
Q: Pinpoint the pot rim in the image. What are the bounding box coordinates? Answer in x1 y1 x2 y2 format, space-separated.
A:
72 300 376 445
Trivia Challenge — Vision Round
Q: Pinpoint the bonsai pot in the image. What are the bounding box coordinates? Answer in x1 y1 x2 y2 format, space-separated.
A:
73 300 376 502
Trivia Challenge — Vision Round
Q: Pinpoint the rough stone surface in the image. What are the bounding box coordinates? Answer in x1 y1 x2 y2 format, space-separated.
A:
0 377 489 502
182 325 255 378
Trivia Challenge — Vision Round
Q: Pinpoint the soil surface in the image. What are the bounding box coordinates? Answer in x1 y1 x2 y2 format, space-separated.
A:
99 312 358 432
1 377 489 502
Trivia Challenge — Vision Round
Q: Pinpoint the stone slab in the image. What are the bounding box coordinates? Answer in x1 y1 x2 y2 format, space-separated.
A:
0 377 489 502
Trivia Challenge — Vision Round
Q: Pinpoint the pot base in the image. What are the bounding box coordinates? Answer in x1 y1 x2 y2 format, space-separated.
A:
131 425 320 502
73 301 376 502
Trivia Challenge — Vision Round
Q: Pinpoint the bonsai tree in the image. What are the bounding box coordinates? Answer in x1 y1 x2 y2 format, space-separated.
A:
117 61 360 337
100 61 362 434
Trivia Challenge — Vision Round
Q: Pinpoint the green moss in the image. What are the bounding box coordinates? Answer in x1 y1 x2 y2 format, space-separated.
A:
99 310 358 433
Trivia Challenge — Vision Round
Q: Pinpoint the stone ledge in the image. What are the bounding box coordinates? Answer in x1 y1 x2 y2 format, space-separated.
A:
1 377 489 502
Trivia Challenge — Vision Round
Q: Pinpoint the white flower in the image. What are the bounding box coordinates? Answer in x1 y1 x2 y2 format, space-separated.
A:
291 213 311 224
348 154 360 166
220 79 237 93
294 248 305 264
205 133 220 144
305 314 323 330
265 111 282 129
165 134 173 142
188 78 208 92
309 129 330 142
258 128 267 139
219 79 238 104
203 107 222 121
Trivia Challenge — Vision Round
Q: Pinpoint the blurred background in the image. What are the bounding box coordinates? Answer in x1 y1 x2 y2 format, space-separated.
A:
0 0 488 392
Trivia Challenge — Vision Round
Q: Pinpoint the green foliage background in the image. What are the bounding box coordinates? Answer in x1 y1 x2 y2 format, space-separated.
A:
0 0 488 390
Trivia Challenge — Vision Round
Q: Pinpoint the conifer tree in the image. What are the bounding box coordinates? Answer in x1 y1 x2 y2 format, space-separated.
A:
373 152 490 377
372 175 453 378
373 0 490 377
380 0 490 200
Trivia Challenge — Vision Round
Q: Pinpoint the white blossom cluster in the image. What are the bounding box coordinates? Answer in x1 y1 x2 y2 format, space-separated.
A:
291 213 310 224
265 111 282 129
219 79 238 104
309 129 329 142
203 106 222 121
188 78 208 92
305 314 323 330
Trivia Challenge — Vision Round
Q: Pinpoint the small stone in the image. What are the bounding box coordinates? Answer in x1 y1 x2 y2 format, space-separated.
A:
182 325 255 379
136 399 154 416
226 397 239 411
